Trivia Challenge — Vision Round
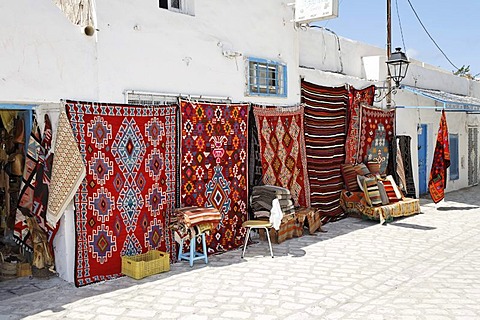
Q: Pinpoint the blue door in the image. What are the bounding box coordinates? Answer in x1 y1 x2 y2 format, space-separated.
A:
417 124 428 195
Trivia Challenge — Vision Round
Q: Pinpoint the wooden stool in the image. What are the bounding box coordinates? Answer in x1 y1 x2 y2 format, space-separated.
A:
178 233 208 267
241 220 274 258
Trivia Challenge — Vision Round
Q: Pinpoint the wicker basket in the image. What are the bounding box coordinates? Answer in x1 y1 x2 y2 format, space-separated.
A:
121 250 170 280
16 262 32 277
0 253 17 280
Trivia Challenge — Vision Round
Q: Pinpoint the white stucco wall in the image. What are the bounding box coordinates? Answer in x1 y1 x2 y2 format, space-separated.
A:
1 0 301 106
0 1 98 103
95 0 300 105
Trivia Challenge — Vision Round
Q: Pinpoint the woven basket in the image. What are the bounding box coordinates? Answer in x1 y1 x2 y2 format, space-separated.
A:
0 252 17 280
16 262 32 277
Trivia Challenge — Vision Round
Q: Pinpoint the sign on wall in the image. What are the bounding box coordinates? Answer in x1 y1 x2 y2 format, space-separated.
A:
294 0 339 24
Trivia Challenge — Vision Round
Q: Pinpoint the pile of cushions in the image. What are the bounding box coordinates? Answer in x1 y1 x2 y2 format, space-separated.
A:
250 185 295 219
340 163 403 207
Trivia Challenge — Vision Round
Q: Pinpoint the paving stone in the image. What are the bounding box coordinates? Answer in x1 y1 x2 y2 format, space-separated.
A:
3 186 480 319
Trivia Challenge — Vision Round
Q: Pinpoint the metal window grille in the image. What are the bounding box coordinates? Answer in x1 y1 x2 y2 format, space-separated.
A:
125 91 231 105
246 57 287 97
449 133 459 180
125 92 178 105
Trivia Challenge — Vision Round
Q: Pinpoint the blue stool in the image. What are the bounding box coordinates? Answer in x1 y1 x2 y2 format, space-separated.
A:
178 232 208 267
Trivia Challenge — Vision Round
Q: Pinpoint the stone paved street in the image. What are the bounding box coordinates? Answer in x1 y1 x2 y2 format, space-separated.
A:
1 186 480 319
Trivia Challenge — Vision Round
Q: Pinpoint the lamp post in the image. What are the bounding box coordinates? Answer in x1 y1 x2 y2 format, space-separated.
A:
386 0 392 107
385 0 410 108
387 47 410 87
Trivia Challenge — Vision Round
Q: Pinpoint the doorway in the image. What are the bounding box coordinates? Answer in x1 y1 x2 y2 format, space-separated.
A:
468 127 478 186
417 124 428 195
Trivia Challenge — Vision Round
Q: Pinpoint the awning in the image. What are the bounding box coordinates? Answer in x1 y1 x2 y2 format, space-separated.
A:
399 85 480 113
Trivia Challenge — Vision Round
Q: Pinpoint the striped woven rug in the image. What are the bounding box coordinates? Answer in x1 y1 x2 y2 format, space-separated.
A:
301 80 348 223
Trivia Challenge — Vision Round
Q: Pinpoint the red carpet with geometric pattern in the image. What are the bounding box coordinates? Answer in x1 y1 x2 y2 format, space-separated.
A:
357 104 395 174
345 85 376 164
253 105 310 208
428 110 450 203
66 101 177 287
179 99 249 253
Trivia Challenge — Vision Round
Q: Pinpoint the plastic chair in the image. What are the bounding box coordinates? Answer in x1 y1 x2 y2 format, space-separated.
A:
241 220 274 258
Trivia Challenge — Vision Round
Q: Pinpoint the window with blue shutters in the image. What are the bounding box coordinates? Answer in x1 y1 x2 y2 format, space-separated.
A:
449 134 459 180
246 57 287 97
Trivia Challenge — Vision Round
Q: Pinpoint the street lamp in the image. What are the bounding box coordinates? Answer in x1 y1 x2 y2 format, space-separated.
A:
386 47 410 88
385 0 409 107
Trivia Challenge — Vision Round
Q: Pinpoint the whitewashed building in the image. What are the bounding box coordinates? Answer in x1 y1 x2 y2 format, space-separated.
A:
2 0 480 282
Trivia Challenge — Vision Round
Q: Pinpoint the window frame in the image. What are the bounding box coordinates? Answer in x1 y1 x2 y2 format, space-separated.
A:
449 133 459 181
159 0 194 15
246 57 287 98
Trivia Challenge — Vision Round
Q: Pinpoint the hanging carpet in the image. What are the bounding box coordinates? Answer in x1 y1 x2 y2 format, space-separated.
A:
397 135 416 198
179 99 248 253
247 106 263 219
253 105 310 208
66 101 177 287
345 85 376 164
46 111 86 227
356 104 395 174
301 80 347 223
428 110 450 203
14 115 56 255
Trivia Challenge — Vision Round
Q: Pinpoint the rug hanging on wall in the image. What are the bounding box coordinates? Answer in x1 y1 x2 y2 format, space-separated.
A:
428 110 450 203
357 104 395 173
397 136 417 198
66 101 177 287
345 85 376 164
179 99 249 253
253 105 310 208
247 106 263 219
301 80 347 223
47 111 86 227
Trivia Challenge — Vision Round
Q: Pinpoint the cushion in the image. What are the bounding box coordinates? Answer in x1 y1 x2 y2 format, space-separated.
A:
354 163 371 176
383 175 403 202
366 160 381 175
341 164 360 192
362 176 382 206
377 181 390 205
357 175 365 192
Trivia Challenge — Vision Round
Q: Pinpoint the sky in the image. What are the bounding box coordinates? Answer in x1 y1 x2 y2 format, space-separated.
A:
313 0 480 77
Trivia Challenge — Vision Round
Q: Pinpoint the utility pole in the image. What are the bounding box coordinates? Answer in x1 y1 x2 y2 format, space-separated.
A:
386 0 392 107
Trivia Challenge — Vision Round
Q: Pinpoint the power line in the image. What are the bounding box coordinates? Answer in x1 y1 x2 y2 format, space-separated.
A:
395 0 406 51
405 0 460 71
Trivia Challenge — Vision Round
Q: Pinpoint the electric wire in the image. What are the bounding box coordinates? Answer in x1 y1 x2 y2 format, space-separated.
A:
395 0 406 51
309 25 344 74
406 0 459 70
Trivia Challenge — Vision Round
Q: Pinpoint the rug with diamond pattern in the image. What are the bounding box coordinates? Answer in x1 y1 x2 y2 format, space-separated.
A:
253 105 310 208
179 99 249 253
66 101 177 287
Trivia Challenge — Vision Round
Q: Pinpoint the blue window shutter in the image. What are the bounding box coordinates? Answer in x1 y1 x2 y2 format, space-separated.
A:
246 57 287 97
449 134 459 180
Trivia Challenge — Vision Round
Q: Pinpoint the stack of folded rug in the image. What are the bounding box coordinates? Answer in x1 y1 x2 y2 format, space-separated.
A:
170 206 221 243
250 185 295 219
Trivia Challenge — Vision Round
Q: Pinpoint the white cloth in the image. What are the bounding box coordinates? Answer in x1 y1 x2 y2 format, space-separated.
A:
269 198 284 230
